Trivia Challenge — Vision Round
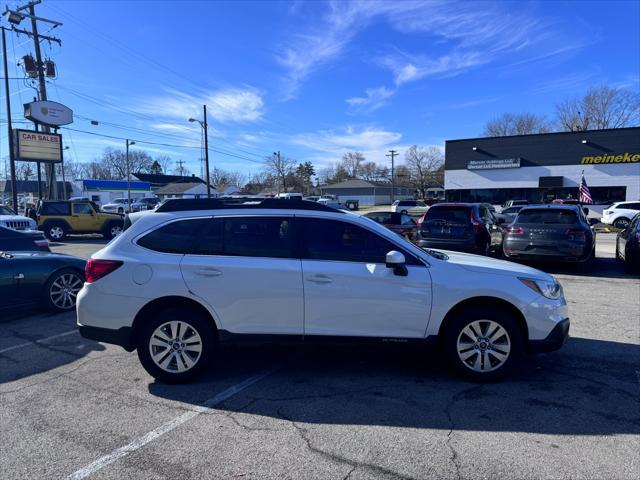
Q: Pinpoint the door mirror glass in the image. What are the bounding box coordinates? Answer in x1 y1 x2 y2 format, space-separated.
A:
385 250 408 276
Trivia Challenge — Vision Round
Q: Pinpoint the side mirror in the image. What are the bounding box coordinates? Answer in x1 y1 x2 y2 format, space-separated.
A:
582 207 589 216
385 250 408 276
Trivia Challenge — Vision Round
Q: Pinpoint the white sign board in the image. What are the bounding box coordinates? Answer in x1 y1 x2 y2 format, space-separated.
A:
467 158 521 170
24 100 73 127
14 129 63 163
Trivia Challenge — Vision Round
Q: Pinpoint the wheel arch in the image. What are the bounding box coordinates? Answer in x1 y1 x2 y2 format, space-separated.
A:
438 296 529 342
42 218 71 231
131 296 220 344
41 265 85 306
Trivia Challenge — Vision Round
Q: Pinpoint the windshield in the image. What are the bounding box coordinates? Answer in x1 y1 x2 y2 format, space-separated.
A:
0 206 16 215
516 209 578 224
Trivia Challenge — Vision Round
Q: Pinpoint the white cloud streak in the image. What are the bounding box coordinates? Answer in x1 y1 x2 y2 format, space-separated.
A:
346 86 396 113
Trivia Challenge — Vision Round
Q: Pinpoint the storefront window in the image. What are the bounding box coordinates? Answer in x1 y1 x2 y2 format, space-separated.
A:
446 187 627 205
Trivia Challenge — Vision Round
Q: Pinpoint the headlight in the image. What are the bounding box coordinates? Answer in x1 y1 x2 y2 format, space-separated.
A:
519 277 563 299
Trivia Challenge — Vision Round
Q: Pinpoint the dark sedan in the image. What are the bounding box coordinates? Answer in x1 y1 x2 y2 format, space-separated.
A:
417 203 503 255
616 213 640 273
363 211 418 244
0 225 50 252
503 205 596 265
0 251 86 312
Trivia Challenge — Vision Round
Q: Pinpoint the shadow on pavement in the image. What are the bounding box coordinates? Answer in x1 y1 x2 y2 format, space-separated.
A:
149 336 640 435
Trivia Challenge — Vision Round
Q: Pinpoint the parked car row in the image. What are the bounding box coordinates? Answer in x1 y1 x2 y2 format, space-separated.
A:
616 212 640 273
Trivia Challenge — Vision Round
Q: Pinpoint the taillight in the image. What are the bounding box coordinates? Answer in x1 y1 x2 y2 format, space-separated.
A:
34 239 49 247
85 259 123 283
505 226 525 235
564 229 587 241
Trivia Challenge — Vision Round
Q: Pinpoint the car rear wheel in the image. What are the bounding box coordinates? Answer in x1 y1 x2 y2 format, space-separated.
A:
613 217 630 229
44 223 67 241
103 221 123 240
136 308 215 383
43 268 84 312
443 306 523 382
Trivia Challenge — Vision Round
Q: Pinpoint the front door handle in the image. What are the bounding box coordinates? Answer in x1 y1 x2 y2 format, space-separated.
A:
306 274 333 284
14 273 24 280
194 268 222 278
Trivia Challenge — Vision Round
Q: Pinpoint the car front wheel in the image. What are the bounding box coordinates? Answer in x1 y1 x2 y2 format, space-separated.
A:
136 308 215 383
443 306 523 382
613 217 630 229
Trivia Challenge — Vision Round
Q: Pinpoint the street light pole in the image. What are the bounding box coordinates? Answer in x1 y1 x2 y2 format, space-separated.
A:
203 105 211 198
126 139 135 212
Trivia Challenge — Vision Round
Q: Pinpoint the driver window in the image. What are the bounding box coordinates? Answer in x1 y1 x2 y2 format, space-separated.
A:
73 203 92 215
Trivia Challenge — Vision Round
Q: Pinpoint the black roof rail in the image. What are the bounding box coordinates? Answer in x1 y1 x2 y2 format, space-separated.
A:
155 197 344 213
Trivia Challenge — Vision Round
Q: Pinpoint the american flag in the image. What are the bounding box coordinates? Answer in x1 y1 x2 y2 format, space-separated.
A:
579 174 592 204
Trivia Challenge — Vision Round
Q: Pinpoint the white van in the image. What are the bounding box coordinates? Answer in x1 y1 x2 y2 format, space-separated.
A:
274 193 303 200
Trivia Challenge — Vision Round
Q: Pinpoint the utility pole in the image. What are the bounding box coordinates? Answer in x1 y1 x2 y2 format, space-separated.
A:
176 159 185 177
203 105 211 198
273 151 283 193
4 1 62 199
126 139 135 212
1 27 18 211
386 149 398 203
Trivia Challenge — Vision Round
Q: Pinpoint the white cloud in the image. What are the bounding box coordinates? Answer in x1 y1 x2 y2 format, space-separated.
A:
346 86 396 113
290 125 403 167
139 87 264 124
278 1 586 97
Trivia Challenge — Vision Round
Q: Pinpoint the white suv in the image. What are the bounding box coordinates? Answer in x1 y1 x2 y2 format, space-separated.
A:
77 199 569 383
601 201 640 229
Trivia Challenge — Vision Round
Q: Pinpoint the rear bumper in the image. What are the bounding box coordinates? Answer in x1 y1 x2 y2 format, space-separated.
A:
504 239 592 262
79 325 134 350
529 318 570 353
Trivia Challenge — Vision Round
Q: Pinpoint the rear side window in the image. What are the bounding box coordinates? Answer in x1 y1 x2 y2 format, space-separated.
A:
138 219 209 253
424 207 470 225
41 202 70 215
624 202 640 210
223 217 292 258
516 209 578 225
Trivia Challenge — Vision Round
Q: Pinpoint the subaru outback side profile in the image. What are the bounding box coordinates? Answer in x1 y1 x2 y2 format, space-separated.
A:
77 199 569 383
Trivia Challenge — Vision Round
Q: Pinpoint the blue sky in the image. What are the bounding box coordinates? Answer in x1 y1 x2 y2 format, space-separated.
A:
1 0 638 178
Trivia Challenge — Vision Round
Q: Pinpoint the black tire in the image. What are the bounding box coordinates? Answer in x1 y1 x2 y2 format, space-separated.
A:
624 248 639 274
136 307 216 383
442 306 524 382
117 207 124 214
42 268 84 312
400 209 408 215
43 221 67 241
613 217 630 229
102 220 123 240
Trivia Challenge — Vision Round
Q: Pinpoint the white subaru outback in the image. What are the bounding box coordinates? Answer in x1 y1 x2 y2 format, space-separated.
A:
77 199 569 383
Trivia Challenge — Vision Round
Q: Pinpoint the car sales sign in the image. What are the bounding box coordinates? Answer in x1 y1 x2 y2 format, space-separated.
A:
24 100 73 127
13 129 63 163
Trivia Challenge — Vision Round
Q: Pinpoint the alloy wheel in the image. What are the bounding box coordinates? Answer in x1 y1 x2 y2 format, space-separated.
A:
49 226 64 240
50 273 83 309
110 225 123 237
457 319 511 372
149 321 203 373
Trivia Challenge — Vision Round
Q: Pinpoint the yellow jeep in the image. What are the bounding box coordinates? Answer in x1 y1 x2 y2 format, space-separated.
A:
37 200 124 240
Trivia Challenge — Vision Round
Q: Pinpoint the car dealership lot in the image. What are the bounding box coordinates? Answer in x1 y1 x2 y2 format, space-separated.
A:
1 236 638 479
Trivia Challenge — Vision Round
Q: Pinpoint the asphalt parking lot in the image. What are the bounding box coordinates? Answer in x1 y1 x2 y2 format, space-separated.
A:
1 235 639 479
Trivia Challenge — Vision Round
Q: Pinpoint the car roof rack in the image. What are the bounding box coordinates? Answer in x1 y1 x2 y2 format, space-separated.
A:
155 197 345 213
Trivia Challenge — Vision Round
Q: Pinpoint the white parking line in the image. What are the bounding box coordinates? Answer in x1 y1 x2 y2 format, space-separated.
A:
67 367 279 480
0 329 78 355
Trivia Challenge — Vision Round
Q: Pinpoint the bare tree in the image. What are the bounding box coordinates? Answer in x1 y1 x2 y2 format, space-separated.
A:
404 146 444 198
340 151 365 178
98 147 154 179
555 85 640 131
15 163 35 180
209 167 247 192
483 113 551 137
155 155 173 175
264 152 296 192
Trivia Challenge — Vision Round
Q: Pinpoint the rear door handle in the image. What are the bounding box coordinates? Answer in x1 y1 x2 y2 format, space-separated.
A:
306 274 333 284
194 268 222 277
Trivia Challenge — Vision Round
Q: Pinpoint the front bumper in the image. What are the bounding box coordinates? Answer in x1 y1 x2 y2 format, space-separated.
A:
529 318 570 353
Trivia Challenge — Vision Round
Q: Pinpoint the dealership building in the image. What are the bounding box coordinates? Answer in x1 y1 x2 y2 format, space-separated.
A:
444 127 639 207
